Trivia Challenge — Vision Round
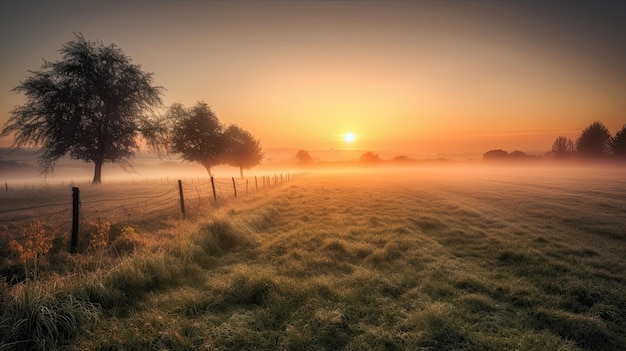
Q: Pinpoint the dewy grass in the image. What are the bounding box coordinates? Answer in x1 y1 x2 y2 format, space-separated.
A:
0 283 99 351
1 167 625 350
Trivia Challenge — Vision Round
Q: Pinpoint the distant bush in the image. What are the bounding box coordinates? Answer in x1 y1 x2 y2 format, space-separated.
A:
483 149 531 161
359 151 382 163
483 149 509 160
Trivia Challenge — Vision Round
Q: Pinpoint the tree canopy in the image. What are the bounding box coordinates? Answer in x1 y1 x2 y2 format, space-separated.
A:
576 121 613 158
612 124 626 158
168 102 224 177
359 152 381 163
223 124 263 178
1 34 165 184
295 149 313 165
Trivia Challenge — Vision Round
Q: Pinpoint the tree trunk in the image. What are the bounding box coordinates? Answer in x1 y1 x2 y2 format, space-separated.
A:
240 166 244 179
203 164 213 177
92 161 103 185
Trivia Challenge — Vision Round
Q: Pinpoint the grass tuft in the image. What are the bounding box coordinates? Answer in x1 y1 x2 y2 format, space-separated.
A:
0 284 99 351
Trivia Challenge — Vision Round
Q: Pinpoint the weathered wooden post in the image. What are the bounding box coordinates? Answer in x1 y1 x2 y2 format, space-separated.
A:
255 176 258 192
70 187 80 253
246 179 249 194
210 176 217 203
178 180 186 220
232 177 237 198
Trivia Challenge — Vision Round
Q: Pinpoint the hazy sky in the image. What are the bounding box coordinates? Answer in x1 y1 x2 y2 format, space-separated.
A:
1 0 625 155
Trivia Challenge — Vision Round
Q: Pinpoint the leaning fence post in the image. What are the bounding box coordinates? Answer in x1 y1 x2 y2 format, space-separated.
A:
210 176 217 203
70 187 80 253
178 180 186 220
232 177 237 198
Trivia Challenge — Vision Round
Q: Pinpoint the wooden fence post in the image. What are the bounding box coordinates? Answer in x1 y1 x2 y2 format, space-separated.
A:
70 187 80 253
232 177 237 198
210 176 217 203
255 176 258 192
246 179 249 194
178 180 186 220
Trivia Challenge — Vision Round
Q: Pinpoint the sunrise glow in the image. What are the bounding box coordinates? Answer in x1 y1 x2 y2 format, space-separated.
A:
344 133 355 143
0 1 625 158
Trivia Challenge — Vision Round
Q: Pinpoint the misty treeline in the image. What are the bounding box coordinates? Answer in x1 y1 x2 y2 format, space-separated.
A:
0 34 262 184
484 121 626 161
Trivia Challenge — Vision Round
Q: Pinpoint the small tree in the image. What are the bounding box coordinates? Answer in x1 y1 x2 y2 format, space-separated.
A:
223 124 264 178
551 136 575 157
168 102 224 177
576 121 612 158
1 34 165 184
295 149 313 165
612 124 626 158
359 151 381 163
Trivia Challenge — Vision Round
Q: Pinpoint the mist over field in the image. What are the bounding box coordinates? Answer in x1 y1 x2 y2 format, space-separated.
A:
2 155 626 350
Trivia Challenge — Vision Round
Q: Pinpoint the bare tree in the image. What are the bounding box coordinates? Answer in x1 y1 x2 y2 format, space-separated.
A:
1 34 165 184
551 136 575 157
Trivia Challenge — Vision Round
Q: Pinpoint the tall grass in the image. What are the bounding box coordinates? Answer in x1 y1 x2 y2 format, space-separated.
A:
1 167 625 350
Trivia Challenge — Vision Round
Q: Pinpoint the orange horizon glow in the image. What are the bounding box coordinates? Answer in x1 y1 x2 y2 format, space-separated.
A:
0 2 624 156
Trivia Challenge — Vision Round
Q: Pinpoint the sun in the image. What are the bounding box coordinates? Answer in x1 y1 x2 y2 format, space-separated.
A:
344 133 355 143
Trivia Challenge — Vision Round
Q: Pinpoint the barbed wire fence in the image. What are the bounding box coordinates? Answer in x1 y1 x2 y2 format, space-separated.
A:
0 173 301 253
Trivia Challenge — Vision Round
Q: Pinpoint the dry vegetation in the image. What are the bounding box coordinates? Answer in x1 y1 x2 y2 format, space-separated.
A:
1 165 625 350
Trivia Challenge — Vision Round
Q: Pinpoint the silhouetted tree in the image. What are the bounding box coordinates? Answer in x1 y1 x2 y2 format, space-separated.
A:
168 102 224 177
508 150 528 159
295 149 313 165
359 151 381 163
223 124 263 178
576 121 612 158
392 155 415 163
551 136 575 158
0 34 165 184
483 149 508 160
611 124 626 158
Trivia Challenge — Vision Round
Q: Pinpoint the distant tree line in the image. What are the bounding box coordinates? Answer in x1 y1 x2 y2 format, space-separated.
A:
550 121 626 159
0 34 263 184
484 121 626 161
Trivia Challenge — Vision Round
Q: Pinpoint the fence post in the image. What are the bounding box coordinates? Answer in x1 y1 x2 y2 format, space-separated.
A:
178 180 186 220
70 187 80 254
210 176 217 203
255 176 258 192
232 177 237 198
246 179 249 194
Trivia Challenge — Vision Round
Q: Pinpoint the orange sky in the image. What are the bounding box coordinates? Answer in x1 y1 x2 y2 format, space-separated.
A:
1 1 625 157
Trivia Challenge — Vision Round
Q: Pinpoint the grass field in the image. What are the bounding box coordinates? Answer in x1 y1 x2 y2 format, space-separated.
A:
1 165 625 350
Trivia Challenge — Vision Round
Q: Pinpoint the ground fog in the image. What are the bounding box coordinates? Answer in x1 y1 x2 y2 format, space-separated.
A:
1 165 625 350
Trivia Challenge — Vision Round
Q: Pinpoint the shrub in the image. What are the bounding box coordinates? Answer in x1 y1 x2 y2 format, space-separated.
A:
7 221 54 281
109 226 144 256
